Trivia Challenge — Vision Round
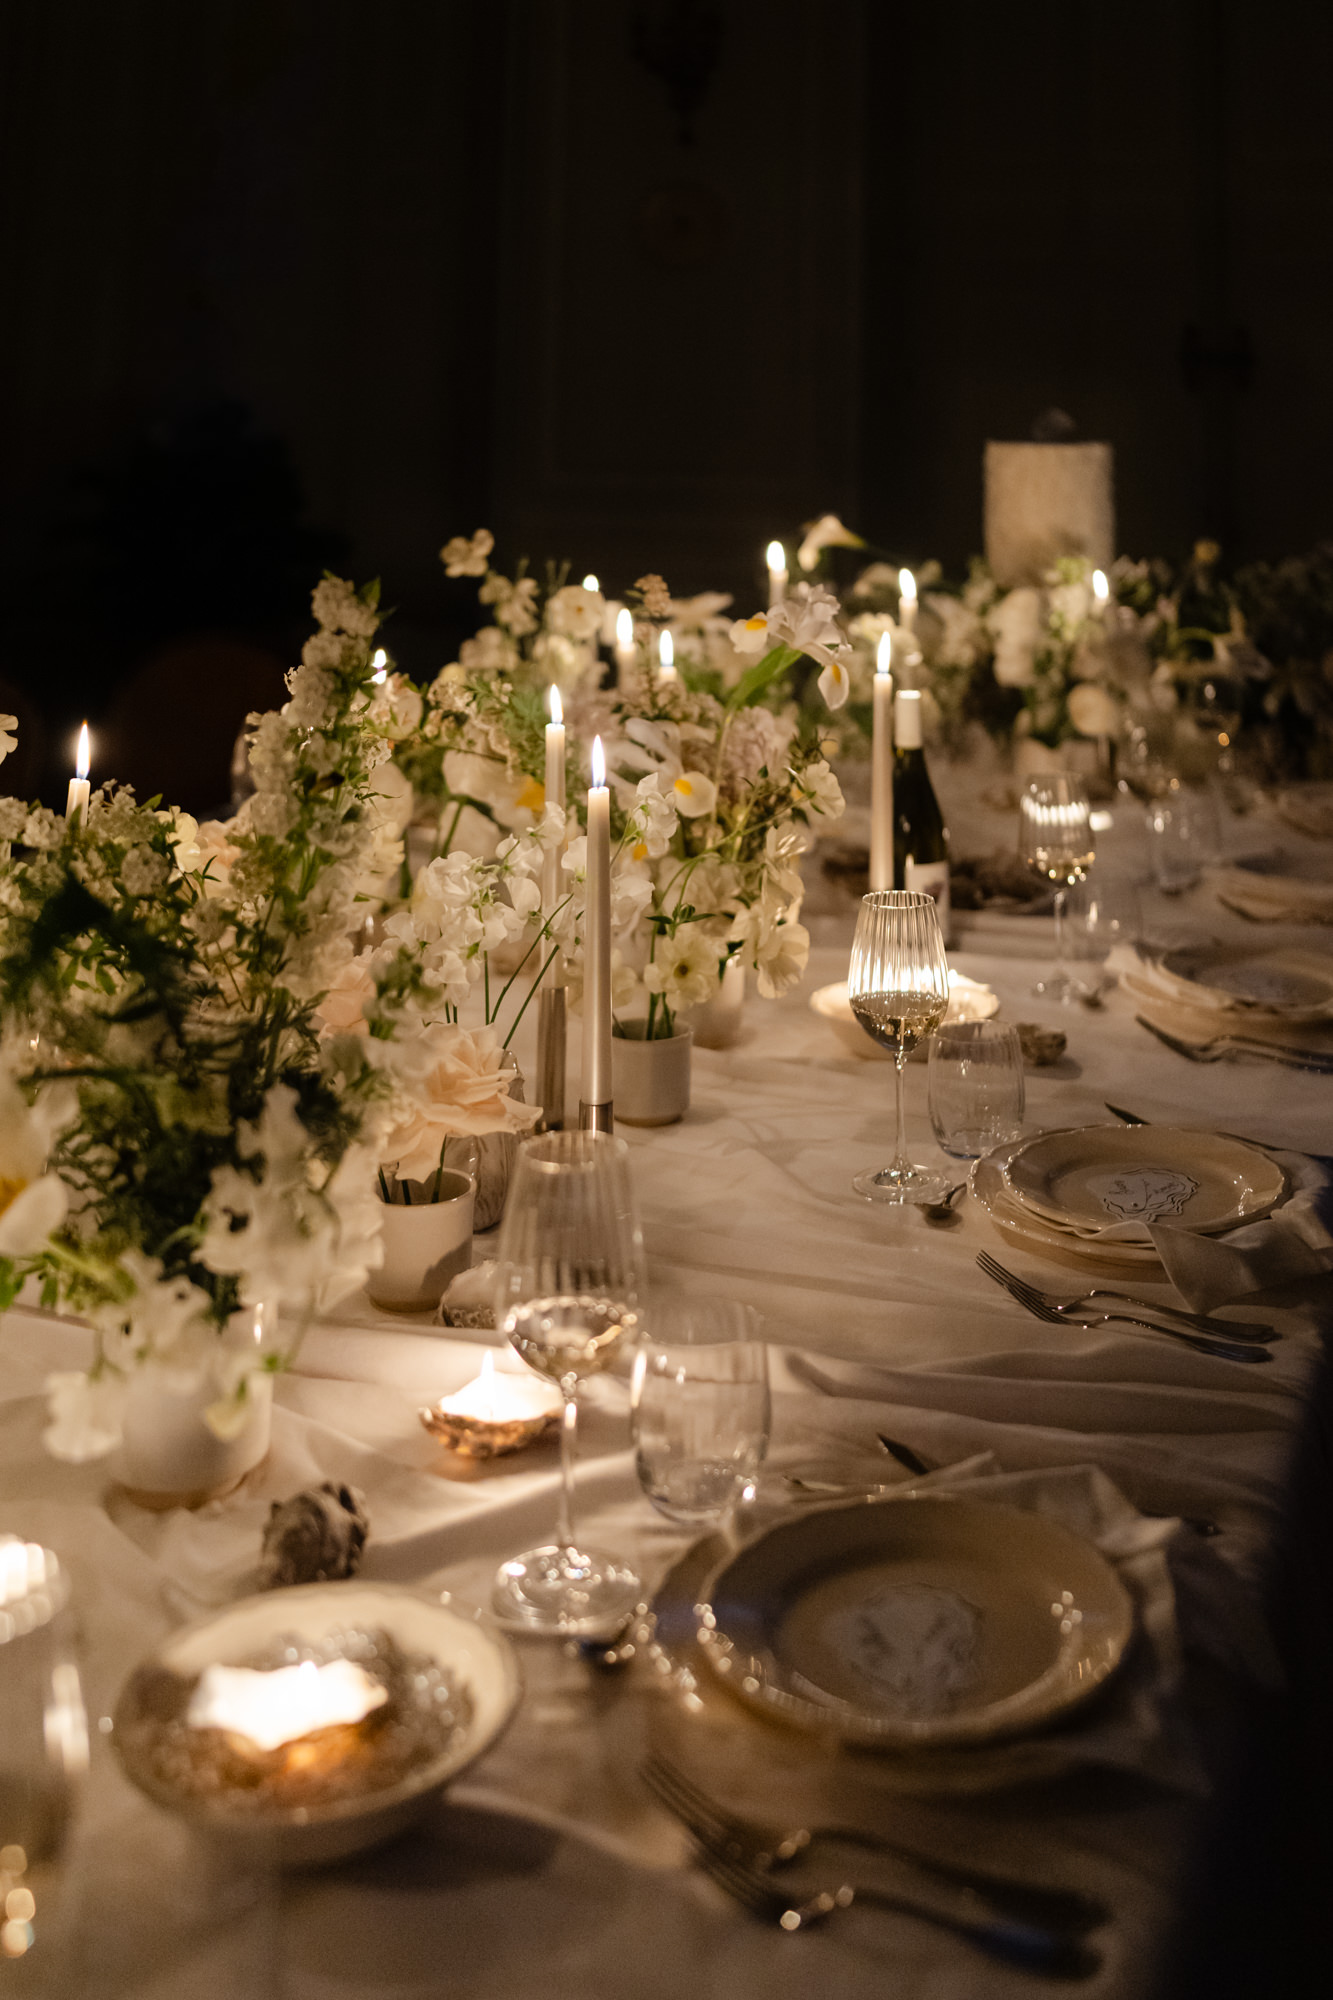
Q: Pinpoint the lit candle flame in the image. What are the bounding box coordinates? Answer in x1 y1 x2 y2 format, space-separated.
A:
548 684 563 725
899 568 917 608
582 573 599 594
371 647 388 685
1092 569 1109 604
659 629 674 670
591 735 606 788
876 631 892 675
75 722 90 781
615 606 634 650
766 540 786 574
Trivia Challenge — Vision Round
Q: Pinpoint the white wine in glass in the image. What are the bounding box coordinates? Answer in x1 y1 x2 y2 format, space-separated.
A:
491 1130 646 1636
1018 777 1095 1000
848 890 952 1203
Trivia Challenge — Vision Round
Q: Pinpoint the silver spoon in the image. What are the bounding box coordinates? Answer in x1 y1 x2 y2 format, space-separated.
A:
920 1182 966 1224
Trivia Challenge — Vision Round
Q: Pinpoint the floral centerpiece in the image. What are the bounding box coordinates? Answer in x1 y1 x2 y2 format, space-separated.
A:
0 577 538 1466
390 539 851 1042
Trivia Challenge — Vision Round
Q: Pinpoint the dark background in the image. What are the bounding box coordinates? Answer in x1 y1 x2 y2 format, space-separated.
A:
3 0 1331 807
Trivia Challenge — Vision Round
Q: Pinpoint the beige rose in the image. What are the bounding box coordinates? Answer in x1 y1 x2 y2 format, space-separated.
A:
380 1025 540 1179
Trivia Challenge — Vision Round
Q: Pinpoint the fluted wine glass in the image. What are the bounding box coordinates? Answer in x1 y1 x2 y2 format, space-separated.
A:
848 890 952 1203
491 1130 646 1636
1018 777 1096 1000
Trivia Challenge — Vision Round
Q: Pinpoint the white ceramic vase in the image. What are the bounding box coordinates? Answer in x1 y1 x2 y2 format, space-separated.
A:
368 1168 476 1311
111 1305 274 1511
612 1023 692 1126
690 958 747 1050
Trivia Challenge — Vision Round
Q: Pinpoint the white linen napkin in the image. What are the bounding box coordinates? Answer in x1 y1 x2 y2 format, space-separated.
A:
1150 1185 1333 1310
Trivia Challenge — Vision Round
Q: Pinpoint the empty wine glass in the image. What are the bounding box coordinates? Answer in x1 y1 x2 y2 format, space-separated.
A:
0 1541 88 1990
491 1130 646 1636
1018 777 1096 1001
631 1299 770 1527
1064 875 1141 1001
847 890 952 1203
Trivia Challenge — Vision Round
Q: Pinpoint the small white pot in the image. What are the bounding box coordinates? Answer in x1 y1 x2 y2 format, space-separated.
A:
612 1023 692 1126
368 1169 475 1311
112 1306 274 1511
690 958 747 1050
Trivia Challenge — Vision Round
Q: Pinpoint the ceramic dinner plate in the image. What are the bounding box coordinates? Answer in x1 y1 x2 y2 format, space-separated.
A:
114 1582 521 1865
971 1136 1164 1272
1002 1125 1286 1242
696 1497 1132 1749
1153 942 1333 1020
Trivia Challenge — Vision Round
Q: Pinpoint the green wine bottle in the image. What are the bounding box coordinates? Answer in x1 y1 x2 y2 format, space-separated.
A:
893 689 952 943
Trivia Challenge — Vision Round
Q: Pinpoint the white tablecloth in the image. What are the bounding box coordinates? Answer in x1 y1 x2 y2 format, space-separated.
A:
4 804 1331 2000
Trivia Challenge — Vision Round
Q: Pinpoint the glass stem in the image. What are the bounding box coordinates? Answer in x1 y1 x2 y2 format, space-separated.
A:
556 1387 579 1552
1052 886 1068 985
892 1051 910 1171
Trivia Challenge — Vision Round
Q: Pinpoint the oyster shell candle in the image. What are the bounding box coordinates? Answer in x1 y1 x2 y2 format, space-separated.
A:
420 1350 561 1460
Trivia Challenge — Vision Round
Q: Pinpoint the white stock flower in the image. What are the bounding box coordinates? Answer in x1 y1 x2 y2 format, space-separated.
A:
989 586 1044 687
459 626 513 673
312 577 378 638
1067 683 1122 737
546 584 605 642
0 714 17 761
718 706 796 801
643 924 723 1010
480 573 540 636
369 675 424 741
440 529 495 577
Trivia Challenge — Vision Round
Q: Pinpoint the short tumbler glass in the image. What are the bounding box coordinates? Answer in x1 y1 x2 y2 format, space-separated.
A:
927 1021 1025 1159
631 1300 770 1528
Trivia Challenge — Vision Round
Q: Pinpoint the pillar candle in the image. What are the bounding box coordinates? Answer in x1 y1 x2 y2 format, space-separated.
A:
766 540 788 609
870 634 895 890
581 736 613 1116
65 722 91 821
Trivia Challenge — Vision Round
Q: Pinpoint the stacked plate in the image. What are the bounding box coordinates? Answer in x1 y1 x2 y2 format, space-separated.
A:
1138 940 1333 1022
970 1124 1288 1273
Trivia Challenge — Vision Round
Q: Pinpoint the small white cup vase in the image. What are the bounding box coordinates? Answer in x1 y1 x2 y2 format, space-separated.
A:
689 958 746 1050
611 1022 692 1126
111 1303 274 1510
368 1168 476 1311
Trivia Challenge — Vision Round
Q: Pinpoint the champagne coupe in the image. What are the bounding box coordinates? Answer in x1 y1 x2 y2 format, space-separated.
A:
491 1130 646 1635
848 890 953 1204
1018 777 1096 1000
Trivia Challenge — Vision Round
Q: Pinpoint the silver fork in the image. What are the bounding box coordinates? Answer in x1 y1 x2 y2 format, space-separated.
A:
1135 1014 1333 1074
975 1253 1272 1363
691 1836 1100 1975
642 1753 1107 1934
974 1251 1276 1342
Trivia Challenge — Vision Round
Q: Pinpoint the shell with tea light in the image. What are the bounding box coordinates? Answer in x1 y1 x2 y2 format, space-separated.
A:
420 1348 562 1460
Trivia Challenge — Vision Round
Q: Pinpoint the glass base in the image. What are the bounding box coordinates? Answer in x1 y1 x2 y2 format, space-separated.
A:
491 1543 643 1637
1032 970 1075 1002
853 1163 955 1206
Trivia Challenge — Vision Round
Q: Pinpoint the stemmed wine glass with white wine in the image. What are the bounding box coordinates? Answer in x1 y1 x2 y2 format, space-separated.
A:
1018 776 1096 1000
491 1130 646 1636
848 890 953 1204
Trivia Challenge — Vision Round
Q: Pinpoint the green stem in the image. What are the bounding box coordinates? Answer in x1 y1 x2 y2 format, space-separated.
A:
503 942 561 1047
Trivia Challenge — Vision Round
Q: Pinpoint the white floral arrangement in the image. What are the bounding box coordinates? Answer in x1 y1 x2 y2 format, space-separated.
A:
392 540 851 1036
0 577 538 1461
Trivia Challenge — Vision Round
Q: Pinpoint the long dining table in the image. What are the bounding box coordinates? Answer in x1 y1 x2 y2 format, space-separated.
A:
2 786 1331 2000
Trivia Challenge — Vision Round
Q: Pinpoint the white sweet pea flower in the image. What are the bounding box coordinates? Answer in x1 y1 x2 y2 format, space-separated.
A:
480 573 540 636
458 626 513 674
0 1072 74 1259
0 713 19 761
643 924 723 1010
440 528 495 578
799 758 845 820
669 769 717 819
731 905 811 999
624 776 678 860
564 947 641 1015
766 583 843 658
